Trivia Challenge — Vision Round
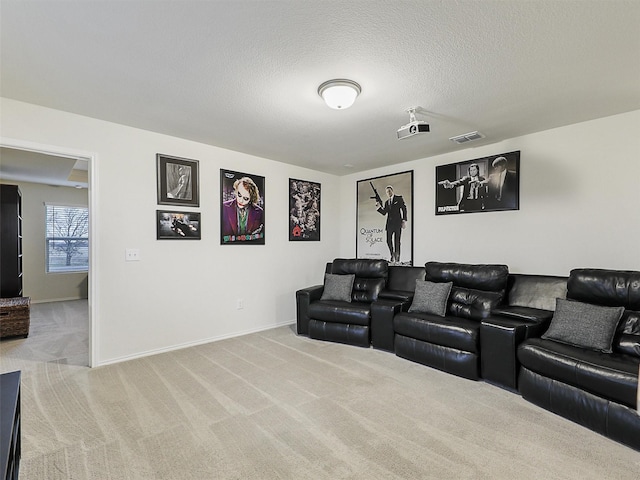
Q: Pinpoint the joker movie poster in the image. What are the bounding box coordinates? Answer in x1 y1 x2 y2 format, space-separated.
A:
220 169 265 245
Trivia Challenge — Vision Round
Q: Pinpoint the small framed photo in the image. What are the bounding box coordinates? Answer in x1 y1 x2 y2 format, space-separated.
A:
289 178 321 241
157 154 200 207
156 210 201 240
220 169 265 245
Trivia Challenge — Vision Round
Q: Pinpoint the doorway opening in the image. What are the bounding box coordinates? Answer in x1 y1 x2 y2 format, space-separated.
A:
0 138 97 367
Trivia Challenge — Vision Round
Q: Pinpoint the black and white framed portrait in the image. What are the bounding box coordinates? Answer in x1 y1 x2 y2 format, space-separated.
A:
435 151 520 215
157 154 200 207
156 210 201 240
289 178 321 241
356 170 413 265
220 169 265 245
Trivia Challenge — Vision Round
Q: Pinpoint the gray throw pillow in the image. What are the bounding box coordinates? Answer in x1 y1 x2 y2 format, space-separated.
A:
408 280 453 316
541 298 624 352
320 273 355 302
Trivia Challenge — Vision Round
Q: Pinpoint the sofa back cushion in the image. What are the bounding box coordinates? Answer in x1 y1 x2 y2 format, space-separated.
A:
448 287 504 320
507 274 568 311
330 258 388 303
567 268 640 309
616 310 640 358
568 268 640 358
386 266 425 292
425 262 509 293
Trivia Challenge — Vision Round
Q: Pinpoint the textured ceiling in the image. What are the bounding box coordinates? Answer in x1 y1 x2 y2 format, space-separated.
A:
1 0 639 176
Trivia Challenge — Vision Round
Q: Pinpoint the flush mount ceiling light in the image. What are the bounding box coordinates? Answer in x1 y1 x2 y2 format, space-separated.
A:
318 79 361 109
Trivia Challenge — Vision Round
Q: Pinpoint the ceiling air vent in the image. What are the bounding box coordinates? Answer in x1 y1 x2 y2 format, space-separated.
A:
449 131 485 144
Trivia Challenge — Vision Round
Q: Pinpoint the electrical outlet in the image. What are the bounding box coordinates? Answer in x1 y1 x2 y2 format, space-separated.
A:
125 248 140 261
236 298 244 310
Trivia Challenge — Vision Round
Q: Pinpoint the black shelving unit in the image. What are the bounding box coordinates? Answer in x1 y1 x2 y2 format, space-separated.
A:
0 185 23 298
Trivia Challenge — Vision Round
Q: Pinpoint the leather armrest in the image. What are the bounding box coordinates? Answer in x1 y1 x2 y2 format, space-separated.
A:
296 285 323 335
492 305 553 323
371 299 408 351
481 315 551 389
482 314 550 339
378 289 414 303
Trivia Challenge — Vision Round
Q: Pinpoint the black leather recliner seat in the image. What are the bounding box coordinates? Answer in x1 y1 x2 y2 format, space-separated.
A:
393 261 509 380
518 268 640 451
296 258 388 347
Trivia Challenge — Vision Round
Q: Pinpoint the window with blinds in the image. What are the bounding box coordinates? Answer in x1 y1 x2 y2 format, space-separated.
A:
45 204 89 273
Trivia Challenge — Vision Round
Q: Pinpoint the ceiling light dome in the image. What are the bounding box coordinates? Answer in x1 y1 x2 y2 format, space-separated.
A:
318 79 361 109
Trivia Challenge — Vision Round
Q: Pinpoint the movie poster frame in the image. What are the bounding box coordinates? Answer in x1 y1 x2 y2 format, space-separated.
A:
288 178 321 241
156 210 201 240
156 154 200 207
356 170 413 265
435 150 520 215
220 169 266 245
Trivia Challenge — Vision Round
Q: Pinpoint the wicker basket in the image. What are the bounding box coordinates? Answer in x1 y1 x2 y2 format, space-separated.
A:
0 297 30 339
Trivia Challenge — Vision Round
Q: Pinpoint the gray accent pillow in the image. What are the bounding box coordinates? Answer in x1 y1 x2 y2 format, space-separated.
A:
320 273 355 302
541 298 624 352
408 280 453 316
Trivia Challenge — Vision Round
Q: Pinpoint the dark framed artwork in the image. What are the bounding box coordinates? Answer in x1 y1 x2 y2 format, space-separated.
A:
435 151 520 215
156 210 201 240
157 154 200 207
220 169 265 245
289 178 321 241
356 170 413 265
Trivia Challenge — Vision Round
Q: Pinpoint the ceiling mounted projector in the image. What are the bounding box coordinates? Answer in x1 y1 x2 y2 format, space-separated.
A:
397 107 430 140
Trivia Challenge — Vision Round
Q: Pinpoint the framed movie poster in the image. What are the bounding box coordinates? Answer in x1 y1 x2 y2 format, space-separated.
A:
289 178 321 241
220 169 265 245
157 154 199 207
435 151 520 215
156 210 201 240
356 170 413 265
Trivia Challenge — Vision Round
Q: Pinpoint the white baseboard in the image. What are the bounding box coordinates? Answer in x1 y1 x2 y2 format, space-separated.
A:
30 297 87 304
96 319 296 367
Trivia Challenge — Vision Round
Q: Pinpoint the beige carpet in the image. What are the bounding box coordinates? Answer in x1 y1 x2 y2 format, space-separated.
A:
1 301 639 479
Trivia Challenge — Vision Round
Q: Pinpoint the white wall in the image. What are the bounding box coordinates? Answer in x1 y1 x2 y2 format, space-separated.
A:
339 110 640 274
0 180 89 302
1 98 341 366
4 97 638 366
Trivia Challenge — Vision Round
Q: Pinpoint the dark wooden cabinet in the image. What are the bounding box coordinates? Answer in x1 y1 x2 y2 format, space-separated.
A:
0 185 23 298
0 371 21 480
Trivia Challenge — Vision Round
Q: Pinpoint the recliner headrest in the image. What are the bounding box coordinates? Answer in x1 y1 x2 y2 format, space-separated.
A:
425 261 509 292
331 258 388 278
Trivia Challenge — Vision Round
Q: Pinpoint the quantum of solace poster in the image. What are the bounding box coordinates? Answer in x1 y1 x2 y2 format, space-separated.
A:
356 170 413 266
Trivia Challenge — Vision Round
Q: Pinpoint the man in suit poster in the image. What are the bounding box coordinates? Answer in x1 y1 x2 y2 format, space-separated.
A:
376 185 407 263
485 155 519 210
356 171 413 265
435 151 519 215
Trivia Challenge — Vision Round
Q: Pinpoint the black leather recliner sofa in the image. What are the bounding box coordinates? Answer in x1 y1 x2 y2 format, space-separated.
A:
393 261 509 380
296 258 388 347
295 261 640 451
518 268 640 451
